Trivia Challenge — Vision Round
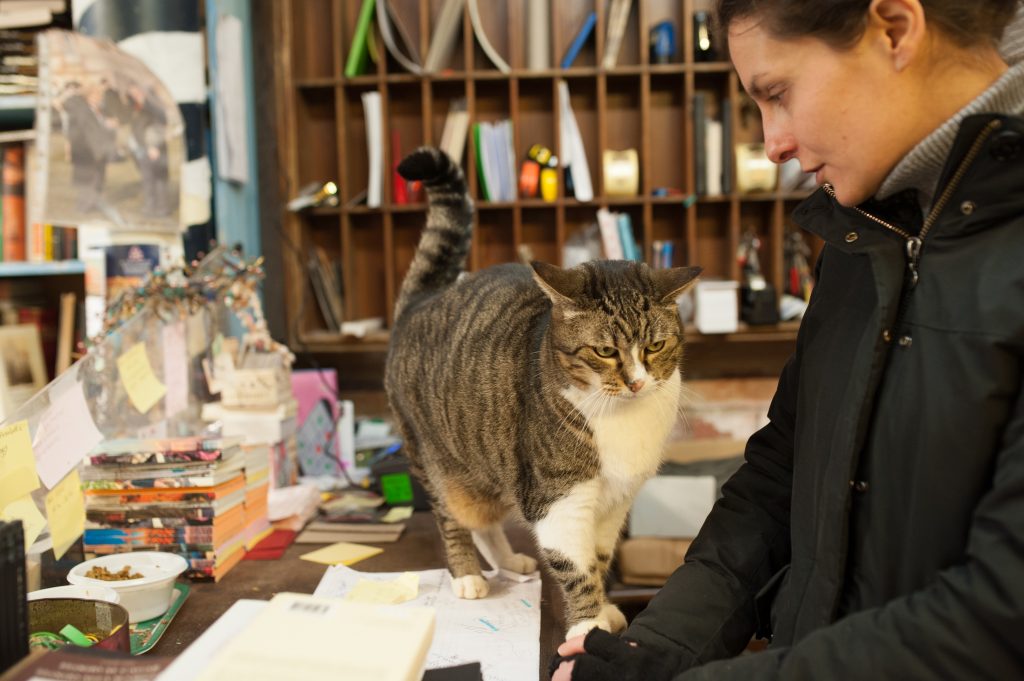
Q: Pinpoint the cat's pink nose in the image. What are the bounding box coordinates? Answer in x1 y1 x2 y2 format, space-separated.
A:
628 379 645 393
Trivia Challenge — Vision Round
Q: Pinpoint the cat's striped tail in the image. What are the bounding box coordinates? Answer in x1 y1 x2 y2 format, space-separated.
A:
393 147 474 319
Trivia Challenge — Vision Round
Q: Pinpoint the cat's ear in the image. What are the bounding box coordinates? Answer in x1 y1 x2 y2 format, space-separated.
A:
530 261 581 306
652 266 702 304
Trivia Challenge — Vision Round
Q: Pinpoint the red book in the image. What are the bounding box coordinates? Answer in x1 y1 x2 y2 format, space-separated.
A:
392 128 408 204
2 143 26 261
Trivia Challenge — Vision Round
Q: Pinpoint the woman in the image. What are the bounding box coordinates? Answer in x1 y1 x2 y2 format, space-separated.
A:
552 0 1024 678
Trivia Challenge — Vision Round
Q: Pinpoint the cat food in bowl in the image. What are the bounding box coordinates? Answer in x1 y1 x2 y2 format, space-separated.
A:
67 552 188 623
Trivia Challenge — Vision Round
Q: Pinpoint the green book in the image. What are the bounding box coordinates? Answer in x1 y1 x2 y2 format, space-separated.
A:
344 0 376 77
472 123 490 201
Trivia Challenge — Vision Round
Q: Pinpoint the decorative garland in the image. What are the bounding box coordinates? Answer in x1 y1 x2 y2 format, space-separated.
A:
92 246 292 361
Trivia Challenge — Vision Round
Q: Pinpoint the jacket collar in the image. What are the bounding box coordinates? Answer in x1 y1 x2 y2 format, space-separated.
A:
794 113 1024 249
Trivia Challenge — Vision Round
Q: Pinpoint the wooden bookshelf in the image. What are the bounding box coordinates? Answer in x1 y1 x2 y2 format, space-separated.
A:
271 0 822 357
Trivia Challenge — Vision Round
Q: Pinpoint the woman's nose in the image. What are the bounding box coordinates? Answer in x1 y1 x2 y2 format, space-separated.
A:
763 119 797 164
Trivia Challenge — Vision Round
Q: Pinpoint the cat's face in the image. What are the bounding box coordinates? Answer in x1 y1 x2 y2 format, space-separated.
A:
532 261 701 399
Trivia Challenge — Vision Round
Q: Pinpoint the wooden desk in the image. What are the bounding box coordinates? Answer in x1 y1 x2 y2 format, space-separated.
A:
150 512 565 679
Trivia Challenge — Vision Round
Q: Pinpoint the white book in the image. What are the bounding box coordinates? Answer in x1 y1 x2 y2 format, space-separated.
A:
558 80 593 201
601 0 632 68
596 208 624 260
705 119 723 196
192 593 436 681
362 91 383 208
500 120 517 201
439 98 469 164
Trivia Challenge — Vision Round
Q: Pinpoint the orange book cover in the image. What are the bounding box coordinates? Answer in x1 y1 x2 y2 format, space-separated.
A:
2 144 26 261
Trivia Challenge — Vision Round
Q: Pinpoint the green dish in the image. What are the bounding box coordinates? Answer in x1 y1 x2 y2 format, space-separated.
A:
130 582 190 654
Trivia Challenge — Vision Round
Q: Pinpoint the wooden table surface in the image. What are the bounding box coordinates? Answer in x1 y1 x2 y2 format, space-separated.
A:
150 512 565 679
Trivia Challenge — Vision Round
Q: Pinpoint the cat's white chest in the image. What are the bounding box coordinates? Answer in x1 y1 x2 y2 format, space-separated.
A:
567 372 682 501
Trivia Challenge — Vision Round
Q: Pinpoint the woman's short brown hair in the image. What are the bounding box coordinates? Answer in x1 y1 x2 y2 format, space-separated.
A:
715 0 1021 50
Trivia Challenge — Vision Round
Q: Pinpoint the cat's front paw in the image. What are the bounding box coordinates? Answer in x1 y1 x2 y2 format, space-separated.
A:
501 552 538 574
451 574 489 599
564 604 628 640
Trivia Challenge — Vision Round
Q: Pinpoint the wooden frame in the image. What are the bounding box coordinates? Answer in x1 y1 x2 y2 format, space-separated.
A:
272 0 822 355
0 323 49 422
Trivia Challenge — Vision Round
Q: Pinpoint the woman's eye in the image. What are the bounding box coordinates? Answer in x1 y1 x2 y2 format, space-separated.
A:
646 340 666 353
594 346 617 358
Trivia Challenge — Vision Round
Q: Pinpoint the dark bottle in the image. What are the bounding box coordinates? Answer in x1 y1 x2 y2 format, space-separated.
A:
693 11 717 62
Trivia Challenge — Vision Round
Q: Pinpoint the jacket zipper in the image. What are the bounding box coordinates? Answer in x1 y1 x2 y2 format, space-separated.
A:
822 118 1003 288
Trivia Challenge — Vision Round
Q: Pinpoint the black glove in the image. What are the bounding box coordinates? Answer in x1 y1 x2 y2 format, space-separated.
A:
548 628 692 681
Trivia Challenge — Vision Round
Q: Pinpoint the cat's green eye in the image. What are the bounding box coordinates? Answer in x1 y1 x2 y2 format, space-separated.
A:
646 340 666 353
594 346 617 358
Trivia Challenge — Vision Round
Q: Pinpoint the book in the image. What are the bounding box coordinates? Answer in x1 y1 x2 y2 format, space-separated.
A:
192 593 436 681
616 212 639 261
596 208 624 259
526 0 549 70
344 0 376 77
362 90 383 207
1 142 26 261
424 0 464 73
557 80 593 201
706 119 723 196
439 97 469 166
601 0 633 68
560 11 596 69
693 93 707 196
375 0 422 74
472 123 490 200
391 128 407 204
721 104 734 194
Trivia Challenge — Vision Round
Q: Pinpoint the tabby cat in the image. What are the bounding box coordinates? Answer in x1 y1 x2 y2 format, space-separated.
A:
385 148 701 639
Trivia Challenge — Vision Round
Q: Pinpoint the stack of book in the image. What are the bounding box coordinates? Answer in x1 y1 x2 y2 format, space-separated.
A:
81 436 251 582
241 443 271 550
202 399 299 490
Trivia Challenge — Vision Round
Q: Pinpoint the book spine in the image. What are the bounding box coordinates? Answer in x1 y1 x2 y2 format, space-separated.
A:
1 143 26 262
344 0 377 77
560 11 596 69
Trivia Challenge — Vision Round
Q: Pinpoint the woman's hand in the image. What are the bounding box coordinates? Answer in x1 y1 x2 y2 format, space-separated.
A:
549 629 688 680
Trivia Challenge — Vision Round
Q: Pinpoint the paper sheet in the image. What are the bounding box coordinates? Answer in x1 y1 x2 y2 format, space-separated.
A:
345 572 419 604
299 541 383 566
163 321 189 417
1 494 47 550
381 506 414 523
32 381 103 489
314 565 541 681
117 342 167 414
45 468 85 559
0 420 40 509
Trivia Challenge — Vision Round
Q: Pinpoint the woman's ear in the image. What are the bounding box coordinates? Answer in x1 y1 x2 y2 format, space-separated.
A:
868 0 927 72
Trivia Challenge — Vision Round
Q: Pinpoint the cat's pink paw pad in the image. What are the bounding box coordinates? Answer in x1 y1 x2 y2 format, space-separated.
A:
451 574 489 599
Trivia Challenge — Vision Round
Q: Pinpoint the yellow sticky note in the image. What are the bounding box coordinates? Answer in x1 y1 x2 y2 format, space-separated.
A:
345 572 419 604
117 342 167 414
1 495 47 550
299 541 383 566
0 420 40 509
380 506 414 523
44 469 85 560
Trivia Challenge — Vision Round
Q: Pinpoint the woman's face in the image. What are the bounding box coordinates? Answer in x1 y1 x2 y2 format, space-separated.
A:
729 16 917 206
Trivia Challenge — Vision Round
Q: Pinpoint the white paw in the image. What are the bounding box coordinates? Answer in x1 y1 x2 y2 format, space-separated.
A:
565 604 627 640
599 603 627 633
500 552 538 574
450 574 489 599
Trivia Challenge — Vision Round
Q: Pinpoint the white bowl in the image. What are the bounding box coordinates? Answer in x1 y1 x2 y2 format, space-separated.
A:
28 584 121 604
67 552 188 623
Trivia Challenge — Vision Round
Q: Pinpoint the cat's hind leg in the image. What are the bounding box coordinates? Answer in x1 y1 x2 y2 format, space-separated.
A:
433 479 508 599
472 524 538 575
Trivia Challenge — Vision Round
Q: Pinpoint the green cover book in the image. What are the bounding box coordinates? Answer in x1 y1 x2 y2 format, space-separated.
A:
472 123 490 201
344 0 376 77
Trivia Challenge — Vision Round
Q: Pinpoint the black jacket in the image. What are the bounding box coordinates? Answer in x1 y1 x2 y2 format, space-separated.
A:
624 113 1024 679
